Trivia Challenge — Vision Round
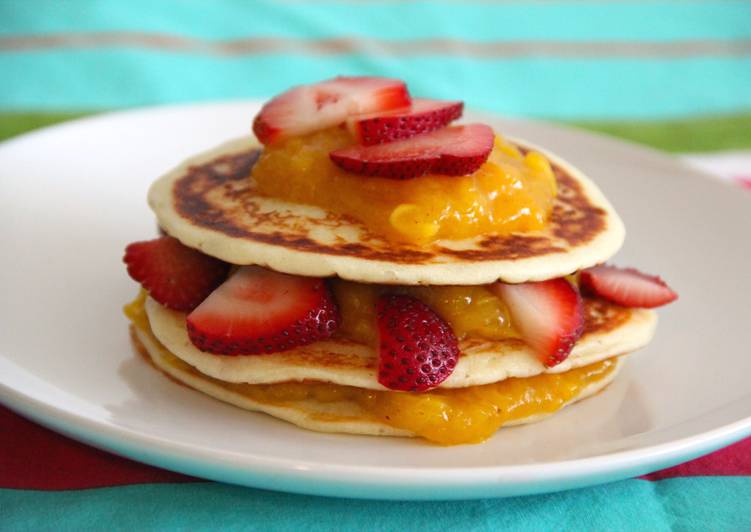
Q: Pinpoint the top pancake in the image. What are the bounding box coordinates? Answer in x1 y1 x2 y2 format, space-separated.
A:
148 135 624 285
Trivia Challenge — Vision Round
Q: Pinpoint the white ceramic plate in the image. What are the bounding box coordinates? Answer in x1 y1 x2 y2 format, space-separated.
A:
1 102 750 500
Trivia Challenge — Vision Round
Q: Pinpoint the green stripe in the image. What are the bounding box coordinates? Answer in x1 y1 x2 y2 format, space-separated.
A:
2 1 751 41
0 111 90 142
570 112 751 152
4 111 751 153
2 477 751 531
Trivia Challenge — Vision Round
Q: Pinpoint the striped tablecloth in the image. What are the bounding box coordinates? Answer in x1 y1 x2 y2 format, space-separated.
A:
1 1 750 529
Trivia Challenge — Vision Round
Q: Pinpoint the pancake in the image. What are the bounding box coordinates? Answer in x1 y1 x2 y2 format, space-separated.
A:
148 136 625 285
145 294 654 390
132 325 625 440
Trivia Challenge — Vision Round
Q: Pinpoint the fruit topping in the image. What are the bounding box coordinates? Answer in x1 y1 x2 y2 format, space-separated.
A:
186 266 340 355
252 129 556 243
580 265 678 308
124 236 230 312
252 76 410 144
332 280 515 345
376 294 459 392
490 278 584 367
330 123 494 179
349 98 463 145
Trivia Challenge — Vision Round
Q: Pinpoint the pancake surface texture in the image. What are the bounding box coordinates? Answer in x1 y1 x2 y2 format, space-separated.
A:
132 325 625 440
145 295 654 390
149 136 625 285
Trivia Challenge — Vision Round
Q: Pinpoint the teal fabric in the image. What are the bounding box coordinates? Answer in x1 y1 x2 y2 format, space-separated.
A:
1 1 751 118
3 0 751 41
3 50 750 119
2 478 751 531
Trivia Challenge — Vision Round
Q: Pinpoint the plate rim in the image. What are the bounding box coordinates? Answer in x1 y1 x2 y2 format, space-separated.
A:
3 376 750 499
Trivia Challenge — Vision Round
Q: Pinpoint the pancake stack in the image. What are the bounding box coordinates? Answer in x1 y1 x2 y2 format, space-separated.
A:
124 77 675 445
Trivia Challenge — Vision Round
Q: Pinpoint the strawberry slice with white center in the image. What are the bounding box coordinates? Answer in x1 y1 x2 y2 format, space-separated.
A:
186 266 340 355
489 278 584 367
330 123 494 179
349 98 464 145
580 265 678 308
252 76 410 144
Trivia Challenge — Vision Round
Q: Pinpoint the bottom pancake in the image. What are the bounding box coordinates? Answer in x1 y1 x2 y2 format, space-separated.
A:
131 324 625 445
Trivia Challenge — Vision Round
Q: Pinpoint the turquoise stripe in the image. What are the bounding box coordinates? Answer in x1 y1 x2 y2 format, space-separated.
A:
2 478 751 531
1 0 751 41
1 50 750 119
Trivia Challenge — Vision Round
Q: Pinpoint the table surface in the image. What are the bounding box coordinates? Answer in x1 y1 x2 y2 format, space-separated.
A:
1 1 751 529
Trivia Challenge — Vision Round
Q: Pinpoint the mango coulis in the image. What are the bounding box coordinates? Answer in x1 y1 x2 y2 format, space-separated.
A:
126 292 615 445
250 128 557 244
123 289 149 331
331 279 517 345
225 359 616 445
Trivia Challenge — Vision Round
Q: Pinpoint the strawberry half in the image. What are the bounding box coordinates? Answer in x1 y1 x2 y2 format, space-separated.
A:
124 236 230 312
252 76 410 144
186 266 340 355
349 98 463 145
490 278 584 367
376 294 459 392
330 123 494 179
580 265 678 308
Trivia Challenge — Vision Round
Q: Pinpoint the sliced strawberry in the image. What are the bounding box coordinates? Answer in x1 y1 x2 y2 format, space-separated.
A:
376 294 459 392
490 278 584 367
349 98 463 145
580 265 678 308
252 76 410 144
186 266 339 355
124 236 230 312
330 123 494 179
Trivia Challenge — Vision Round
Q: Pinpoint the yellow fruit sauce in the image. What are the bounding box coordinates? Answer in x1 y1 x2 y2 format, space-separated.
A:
123 289 149 331
250 127 557 243
230 359 616 445
126 292 615 445
330 279 517 345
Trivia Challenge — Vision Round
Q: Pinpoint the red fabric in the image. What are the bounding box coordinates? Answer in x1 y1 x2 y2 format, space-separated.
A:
641 437 751 481
1 405 749 490
0 406 196 489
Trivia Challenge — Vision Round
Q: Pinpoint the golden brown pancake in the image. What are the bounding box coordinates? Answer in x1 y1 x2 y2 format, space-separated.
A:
131 324 626 441
148 136 625 285
144 293 655 390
